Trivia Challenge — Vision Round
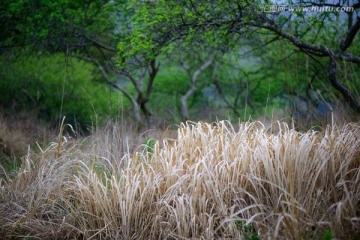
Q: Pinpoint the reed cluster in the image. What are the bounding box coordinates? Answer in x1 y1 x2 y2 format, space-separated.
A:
1 121 359 239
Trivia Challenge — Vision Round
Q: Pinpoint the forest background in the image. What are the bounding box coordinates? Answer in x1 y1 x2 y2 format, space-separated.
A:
1 0 359 132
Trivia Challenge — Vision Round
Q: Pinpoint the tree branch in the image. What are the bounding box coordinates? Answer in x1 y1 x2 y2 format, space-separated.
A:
339 17 360 53
108 61 143 94
69 54 141 121
327 54 360 113
181 56 213 120
339 53 360 64
191 56 214 84
145 60 159 100
247 20 330 57
83 34 118 52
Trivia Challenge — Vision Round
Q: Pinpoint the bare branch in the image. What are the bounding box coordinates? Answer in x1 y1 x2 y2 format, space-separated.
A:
69 54 141 121
327 54 360 112
191 56 214 84
339 17 360 53
108 61 143 94
340 52 360 64
181 56 213 120
247 20 330 57
83 34 118 52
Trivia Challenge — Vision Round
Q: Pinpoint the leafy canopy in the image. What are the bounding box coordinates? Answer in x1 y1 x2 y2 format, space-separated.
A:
117 0 262 62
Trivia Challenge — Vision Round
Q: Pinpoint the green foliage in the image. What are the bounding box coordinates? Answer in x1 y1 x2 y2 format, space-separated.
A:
154 66 189 94
0 157 19 174
323 229 333 240
235 220 260 240
145 138 155 154
148 64 188 120
1 0 117 52
116 0 248 63
0 50 121 127
307 228 335 240
1 0 359 126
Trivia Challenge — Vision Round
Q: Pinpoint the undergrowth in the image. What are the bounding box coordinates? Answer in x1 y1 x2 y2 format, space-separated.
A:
0 120 359 239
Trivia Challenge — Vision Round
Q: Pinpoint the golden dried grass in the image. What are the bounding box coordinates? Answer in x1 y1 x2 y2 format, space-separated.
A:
0 120 359 239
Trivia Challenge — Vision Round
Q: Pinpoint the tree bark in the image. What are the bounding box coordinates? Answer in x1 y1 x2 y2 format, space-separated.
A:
180 56 213 121
327 54 360 113
110 59 160 128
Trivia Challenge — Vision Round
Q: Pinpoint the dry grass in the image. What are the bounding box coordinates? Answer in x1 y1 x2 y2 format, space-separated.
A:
0 120 359 239
0 112 54 178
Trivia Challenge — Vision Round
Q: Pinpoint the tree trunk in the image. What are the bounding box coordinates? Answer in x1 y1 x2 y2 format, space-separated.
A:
327 55 360 113
180 85 195 121
180 57 213 121
132 100 141 125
